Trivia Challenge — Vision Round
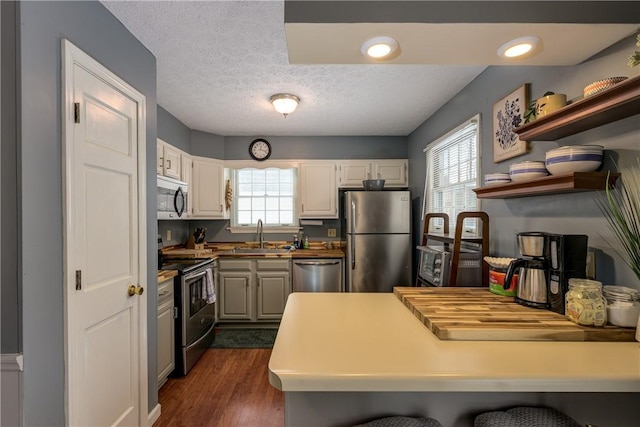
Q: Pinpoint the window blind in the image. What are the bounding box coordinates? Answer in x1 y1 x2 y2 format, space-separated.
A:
424 117 480 234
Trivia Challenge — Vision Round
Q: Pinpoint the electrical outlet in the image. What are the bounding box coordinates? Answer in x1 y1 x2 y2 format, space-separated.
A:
166 229 172 242
327 228 337 237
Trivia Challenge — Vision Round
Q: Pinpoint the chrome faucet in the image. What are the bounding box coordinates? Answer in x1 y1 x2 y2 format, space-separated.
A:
257 219 264 248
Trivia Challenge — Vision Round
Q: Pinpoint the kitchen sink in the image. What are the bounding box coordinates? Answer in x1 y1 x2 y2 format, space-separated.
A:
227 248 290 254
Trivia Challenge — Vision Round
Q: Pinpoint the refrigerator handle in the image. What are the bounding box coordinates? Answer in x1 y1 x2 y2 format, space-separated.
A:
351 200 356 270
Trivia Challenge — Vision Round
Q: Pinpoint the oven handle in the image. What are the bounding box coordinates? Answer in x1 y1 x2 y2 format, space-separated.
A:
295 261 340 266
184 269 208 282
185 321 215 352
351 200 356 270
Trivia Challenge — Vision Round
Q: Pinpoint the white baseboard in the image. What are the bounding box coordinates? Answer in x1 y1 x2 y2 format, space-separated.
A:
148 403 161 426
1 353 24 427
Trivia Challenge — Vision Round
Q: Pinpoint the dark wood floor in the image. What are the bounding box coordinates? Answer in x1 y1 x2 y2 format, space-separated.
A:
154 349 284 427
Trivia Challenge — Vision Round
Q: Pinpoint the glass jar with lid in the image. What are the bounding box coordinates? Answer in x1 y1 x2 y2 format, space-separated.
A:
565 278 607 326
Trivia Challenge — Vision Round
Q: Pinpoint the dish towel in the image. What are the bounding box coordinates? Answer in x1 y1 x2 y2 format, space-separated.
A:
202 268 216 304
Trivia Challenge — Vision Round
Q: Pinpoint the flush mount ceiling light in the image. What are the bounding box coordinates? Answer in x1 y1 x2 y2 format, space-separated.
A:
497 36 542 59
361 36 399 60
270 93 300 118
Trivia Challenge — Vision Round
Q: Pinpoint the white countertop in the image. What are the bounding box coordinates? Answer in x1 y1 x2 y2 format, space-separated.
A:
268 293 640 393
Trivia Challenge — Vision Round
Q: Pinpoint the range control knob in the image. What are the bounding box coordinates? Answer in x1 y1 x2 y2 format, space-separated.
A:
434 268 441 275
434 259 442 266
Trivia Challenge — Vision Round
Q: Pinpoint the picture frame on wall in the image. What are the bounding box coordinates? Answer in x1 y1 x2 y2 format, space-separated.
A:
493 83 530 163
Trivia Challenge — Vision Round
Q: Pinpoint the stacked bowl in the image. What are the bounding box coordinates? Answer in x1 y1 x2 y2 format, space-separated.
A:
545 145 603 175
509 161 548 182
484 173 511 186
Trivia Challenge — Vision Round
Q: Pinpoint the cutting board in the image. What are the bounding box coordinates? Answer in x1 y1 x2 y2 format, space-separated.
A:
394 287 636 342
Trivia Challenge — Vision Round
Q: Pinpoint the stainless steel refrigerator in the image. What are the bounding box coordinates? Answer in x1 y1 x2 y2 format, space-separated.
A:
343 191 412 292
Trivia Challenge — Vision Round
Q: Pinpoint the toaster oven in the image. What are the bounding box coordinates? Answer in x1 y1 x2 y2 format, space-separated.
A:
416 245 482 287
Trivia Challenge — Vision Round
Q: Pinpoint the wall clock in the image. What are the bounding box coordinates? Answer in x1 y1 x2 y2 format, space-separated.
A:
249 138 272 161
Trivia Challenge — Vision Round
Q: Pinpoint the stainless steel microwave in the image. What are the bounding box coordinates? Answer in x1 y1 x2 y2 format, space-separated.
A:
157 175 188 220
416 245 482 287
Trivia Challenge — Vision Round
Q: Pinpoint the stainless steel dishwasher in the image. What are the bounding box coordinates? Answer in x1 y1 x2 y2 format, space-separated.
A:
292 259 344 292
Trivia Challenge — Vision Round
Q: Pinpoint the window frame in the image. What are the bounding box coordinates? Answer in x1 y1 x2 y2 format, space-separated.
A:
422 114 482 235
227 163 300 234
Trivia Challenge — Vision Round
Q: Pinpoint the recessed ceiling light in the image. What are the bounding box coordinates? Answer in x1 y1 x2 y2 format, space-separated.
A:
497 36 542 59
361 36 399 60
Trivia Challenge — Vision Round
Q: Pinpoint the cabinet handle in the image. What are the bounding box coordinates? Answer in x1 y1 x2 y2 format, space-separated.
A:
158 290 170 297
301 203 304 212
377 172 381 179
220 204 223 212
159 157 164 168
167 159 172 169
173 307 178 319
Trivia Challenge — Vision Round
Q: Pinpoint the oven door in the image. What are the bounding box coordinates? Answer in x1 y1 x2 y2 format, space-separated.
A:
417 246 450 287
181 268 215 346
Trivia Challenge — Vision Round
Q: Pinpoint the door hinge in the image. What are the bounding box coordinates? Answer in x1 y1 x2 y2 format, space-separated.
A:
75 270 82 290
73 102 80 123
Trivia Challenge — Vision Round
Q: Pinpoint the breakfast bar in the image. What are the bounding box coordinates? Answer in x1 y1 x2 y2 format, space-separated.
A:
268 292 640 427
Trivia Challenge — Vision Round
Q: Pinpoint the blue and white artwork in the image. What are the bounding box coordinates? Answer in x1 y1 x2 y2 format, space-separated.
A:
493 84 529 162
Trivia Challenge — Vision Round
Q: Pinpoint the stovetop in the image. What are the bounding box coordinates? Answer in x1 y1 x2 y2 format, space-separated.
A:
161 258 214 274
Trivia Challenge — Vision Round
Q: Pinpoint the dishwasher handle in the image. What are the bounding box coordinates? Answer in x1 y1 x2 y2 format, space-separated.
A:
294 261 340 266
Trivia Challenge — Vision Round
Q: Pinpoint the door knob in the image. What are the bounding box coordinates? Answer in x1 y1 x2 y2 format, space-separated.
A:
128 285 144 296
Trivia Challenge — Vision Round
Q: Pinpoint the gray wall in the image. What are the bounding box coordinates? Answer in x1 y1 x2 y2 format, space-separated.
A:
224 135 407 160
191 129 225 158
408 34 640 289
158 104 191 152
19 1 157 424
1 0 20 354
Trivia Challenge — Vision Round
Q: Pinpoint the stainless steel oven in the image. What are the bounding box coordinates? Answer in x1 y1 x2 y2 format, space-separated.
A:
416 245 482 287
161 258 216 376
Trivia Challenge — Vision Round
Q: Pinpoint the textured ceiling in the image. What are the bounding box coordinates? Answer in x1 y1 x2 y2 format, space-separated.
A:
101 0 485 136
101 1 637 137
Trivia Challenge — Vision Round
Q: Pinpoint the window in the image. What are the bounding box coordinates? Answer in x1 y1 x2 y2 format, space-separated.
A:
423 115 481 234
232 167 297 229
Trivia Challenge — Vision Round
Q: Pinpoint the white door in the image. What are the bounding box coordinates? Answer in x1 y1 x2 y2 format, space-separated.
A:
63 40 147 427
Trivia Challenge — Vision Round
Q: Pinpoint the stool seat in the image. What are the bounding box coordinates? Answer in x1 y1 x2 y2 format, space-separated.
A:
475 406 581 427
353 416 444 427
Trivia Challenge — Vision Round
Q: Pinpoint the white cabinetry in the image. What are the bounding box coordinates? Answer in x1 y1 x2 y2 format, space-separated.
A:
298 161 338 219
339 159 408 188
157 277 175 388
218 258 291 322
181 155 193 215
157 138 182 179
192 156 226 219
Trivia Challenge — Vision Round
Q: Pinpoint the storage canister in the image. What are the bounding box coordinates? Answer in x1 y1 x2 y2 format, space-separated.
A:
565 279 607 326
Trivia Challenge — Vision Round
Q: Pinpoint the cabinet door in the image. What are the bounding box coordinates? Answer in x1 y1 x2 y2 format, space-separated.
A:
192 157 225 218
157 300 174 388
339 160 371 187
256 271 291 320
218 272 253 321
163 144 182 179
373 159 408 187
299 162 338 219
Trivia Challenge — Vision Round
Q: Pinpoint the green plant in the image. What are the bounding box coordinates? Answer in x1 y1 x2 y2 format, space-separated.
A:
628 34 640 67
596 159 640 282
523 91 555 124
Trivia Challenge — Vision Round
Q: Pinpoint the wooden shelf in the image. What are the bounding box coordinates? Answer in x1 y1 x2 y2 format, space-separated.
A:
514 74 640 141
473 172 619 199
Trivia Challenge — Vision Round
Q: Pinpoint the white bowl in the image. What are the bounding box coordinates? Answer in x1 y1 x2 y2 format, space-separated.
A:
607 302 640 327
484 173 511 186
510 171 549 182
545 148 603 175
484 179 511 186
509 161 546 172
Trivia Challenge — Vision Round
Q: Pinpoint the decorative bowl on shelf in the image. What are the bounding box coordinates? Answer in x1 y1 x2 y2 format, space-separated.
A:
362 179 385 191
545 145 603 175
509 161 548 182
583 76 628 97
484 173 511 186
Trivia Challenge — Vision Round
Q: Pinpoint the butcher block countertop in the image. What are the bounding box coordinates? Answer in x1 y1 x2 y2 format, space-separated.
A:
268 293 640 393
156 269 177 283
394 287 636 342
162 245 344 260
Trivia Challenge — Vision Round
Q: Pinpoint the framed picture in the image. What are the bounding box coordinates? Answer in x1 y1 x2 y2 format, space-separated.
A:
493 83 530 163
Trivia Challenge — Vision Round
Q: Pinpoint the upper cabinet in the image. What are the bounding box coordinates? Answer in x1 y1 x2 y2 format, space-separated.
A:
514 74 640 141
191 156 227 219
157 138 182 179
298 161 338 219
338 159 408 188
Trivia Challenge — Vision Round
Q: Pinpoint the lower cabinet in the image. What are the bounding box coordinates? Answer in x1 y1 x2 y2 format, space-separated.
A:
157 277 175 388
218 258 291 322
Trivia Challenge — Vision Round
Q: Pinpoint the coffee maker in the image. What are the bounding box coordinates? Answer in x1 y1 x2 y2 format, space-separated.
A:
504 232 588 314
547 233 588 314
